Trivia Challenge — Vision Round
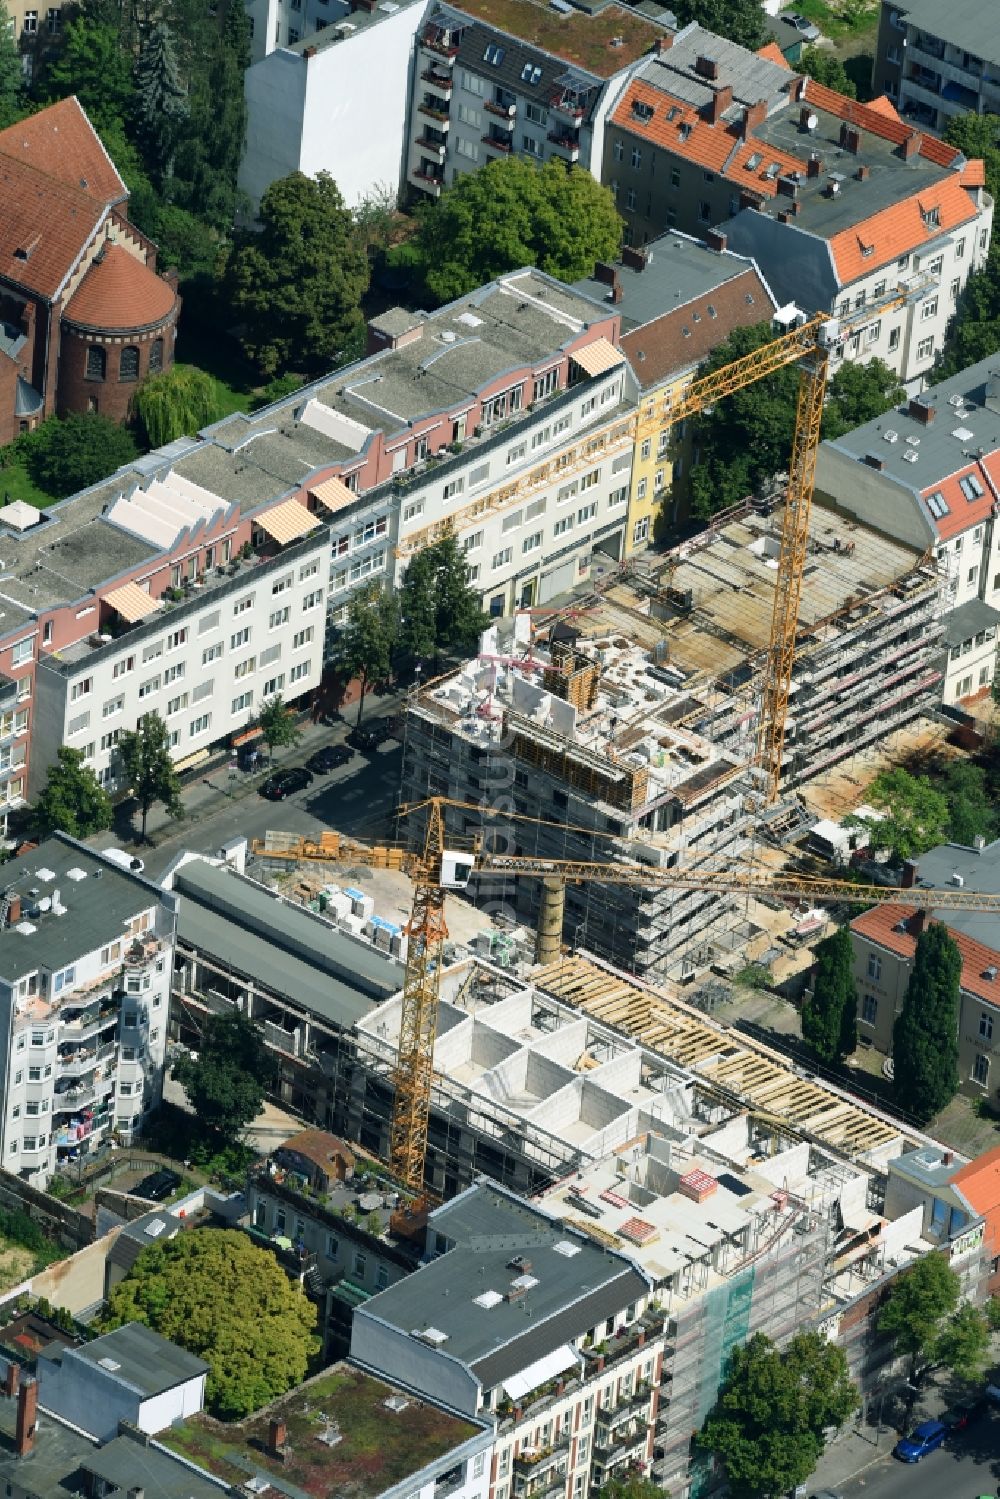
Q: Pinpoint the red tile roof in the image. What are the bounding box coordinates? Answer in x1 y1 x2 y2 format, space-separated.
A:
620 265 774 389
0 97 125 207
851 903 1000 1006
65 245 176 332
951 1146 1000 1253
828 174 981 283
801 78 962 168
921 461 997 541
756 41 789 68
0 155 105 301
865 94 903 123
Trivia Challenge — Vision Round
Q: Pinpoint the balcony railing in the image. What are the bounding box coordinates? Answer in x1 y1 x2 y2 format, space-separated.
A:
411 169 444 195
414 135 447 159
482 134 513 154
420 32 458 59
514 1435 570 1479
547 132 580 159
417 98 450 122
484 99 516 122
421 68 453 92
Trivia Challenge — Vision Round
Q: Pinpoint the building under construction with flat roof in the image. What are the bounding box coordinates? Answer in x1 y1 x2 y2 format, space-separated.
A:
399 498 944 981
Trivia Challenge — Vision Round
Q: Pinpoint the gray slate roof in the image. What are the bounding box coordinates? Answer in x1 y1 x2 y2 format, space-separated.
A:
941 596 1000 649
81 1433 225 1499
894 0 1000 65
173 858 400 1028
572 230 760 334
70 1322 208 1396
363 1182 648 1391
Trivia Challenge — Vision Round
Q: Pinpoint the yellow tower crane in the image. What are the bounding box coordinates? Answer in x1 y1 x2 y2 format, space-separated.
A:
253 794 1000 1192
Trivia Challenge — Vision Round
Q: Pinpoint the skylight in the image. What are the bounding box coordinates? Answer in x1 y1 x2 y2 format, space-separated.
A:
926 490 949 518
959 472 984 500
553 1239 581 1258
521 62 542 84
483 42 505 65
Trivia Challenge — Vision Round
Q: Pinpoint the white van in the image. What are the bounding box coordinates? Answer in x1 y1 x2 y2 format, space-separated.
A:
100 847 145 874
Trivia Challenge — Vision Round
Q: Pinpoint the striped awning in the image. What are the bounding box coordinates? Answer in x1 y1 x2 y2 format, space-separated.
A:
572 336 624 377
310 474 356 513
103 581 160 623
255 499 319 545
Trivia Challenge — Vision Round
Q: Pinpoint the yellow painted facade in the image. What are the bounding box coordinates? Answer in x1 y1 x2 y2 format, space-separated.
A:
624 373 688 557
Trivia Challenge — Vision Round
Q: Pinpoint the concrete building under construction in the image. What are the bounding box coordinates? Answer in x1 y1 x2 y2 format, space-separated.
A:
400 498 944 980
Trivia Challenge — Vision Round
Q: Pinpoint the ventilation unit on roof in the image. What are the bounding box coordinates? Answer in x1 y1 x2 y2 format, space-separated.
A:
985 966 999 981
948 394 965 407
412 1326 449 1344
953 425 975 440
883 430 898 442
552 1239 582 1258
66 867 87 881
473 1290 504 1308
906 435 920 446
98 1358 121 1372
902 450 919 463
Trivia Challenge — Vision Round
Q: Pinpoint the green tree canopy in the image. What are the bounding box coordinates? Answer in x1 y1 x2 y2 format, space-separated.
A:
0 6 25 130
100 1229 318 1418
795 46 857 99
698 1331 857 1498
34 747 113 839
117 710 182 841
844 767 950 866
413 157 622 305
224 171 369 377
669 0 764 50
936 759 998 847
257 694 301 764
892 922 962 1125
45 16 134 135
938 115 1000 376
823 358 905 438
134 366 223 448
801 926 857 1064
878 1251 961 1380
132 20 188 186
398 532 488 662
172 1010 277 1139
23 414 138 499
333 582 398 724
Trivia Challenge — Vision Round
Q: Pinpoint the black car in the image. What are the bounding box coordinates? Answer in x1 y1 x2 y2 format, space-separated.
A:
133 1168 181 1202
259 766 314 800
306 743 354 774
348 723 391 752
941 1393 989 1431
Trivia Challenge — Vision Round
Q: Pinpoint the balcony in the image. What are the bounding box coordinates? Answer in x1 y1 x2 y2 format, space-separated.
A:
411 167 444 197
591 1428 648 1474
482 133 513 155
547 131 580 161
417 96 451 123
582 1311 666 1375
414 135 447 162
54 1082 97 1111
513 1473 568 1499
596 1387 653 1439
421 68 453 96
550 92 585 120
514 1436 570 1480
484 98 516 124
420 31 458 60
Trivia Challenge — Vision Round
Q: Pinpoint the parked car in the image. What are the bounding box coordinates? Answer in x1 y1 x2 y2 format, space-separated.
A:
941 1394 988 1430
133 1168 181 1202
259 766 314 800
100 847 145 874
893 1418 947 1462
782 10 821 38
348 722 391 752
306 743 354 774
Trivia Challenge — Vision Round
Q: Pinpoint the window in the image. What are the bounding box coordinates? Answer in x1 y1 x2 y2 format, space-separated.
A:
888 326 901 352
190 713 211 738
492 547 512 569
956 237 966 259
11 638 32 668
271 573 292 596
302 590 323 611
553 515 573 538
289 660 311 684
483 42 504 65
149 338 163 373
202 642 223 665
85 345 106 381
402 500 424 523
462 531 483 553
102 695 124 719
142 640 163 663
119 346 140 382
231 627 251 650
522 134 541 157
862 994 878 1025
506 442 527 467
166 693 188 716
867 953 881 982
233 594 254 616
626 189 636 211
70 677 91 702
959 472 984 501
630 145 641 169
526 101 546 125
354 1250 368 1277
633 517 649 545
112 654 135 680
443 476 464 502
457 102 481 127
921 296 938 321
22 10 35 30
163 662 185 685
269 607 290 629
608 485 627 507
929 256 944 278
917 336 934 360
522 531 542 554
580 467 599 491
501 509 523 534
100 729 120 752
232 691 253 714
980 1011 994 1042
233 658 256 680
52 966 75 995
974 1053 990 1087
262 674 284 696
292 627 313 650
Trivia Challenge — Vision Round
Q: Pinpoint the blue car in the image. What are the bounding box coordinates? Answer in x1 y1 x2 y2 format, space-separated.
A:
893 1418 947 1462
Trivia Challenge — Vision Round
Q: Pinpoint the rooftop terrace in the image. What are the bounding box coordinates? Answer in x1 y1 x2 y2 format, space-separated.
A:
437 0 665 78
160 1365 482 1498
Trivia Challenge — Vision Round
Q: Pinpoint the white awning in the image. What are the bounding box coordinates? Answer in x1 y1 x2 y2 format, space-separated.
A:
103 581 161 623
572 337 624 378
255 499 319 545
310 474 357 513
501 1344 580 1401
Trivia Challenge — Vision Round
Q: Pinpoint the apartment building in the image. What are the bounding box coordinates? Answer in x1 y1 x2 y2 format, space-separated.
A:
0 834 178 1183
873 0 1000 134
852 835 1000 1098
605 24 992 388
573 233 776 548
406 0 666 202
816 354 1000 707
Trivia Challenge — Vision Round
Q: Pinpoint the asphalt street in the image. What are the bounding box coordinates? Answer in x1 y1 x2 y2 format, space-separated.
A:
829 1409 1000 1499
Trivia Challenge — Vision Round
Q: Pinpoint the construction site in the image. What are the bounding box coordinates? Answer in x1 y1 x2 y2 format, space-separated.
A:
399 496 945 983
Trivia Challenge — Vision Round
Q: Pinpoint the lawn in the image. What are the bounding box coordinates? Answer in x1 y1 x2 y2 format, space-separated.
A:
173 323 258 424
791 0 879 46
0 456 59 511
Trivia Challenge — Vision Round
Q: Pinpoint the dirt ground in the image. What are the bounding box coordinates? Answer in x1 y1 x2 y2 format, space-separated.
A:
0 1244 36 1293
797 716 953 822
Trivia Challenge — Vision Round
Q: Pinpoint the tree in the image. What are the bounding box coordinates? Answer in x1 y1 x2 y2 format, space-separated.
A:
172 1009 277 1139
398 532 488 663
44 17 134 135
132 21 189 187
937 759 998 848
801 927 857 1063
34 747 113 839
824 358 904 438
334 583 398 723
795 46 857 99
938 116 1000 377
669 0 764 50
0 6 25 130
413 157 621 305
698 1331 857 1498
844 767 950 866
134 366 222 447
878 1252 960 1382
601 1478 667 1499
934 1300 991 1378
224 171 369 377
117 711 182 841
23 414 138 500
100 1229 318 1418
353 182 400 260
257 694 301 765
892 922 962 1124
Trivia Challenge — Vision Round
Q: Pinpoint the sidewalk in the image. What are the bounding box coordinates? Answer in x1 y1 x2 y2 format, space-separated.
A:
807 1366 964 1493
95 692 407 850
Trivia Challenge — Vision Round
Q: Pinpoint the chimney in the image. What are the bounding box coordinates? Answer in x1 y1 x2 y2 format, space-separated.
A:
302 44 316 57
942 1150 954 1167
856 164 870 181
705 83 733 124
908 909 927 937
839 123 862 154
4 1363 18 1399
695 54 719 80
902 129 922 160
6 895 18 927
621 245 648 272
705 228 728 253
807 153 823 178
594 261 617 286
128 1490 145 1499
778 211 792 224
655 33 672 53
269 1418 287 1457
901 860 918 888
791 74 806 102
863 453 885 470
742 99 768 136
799 105 813 130
908 397 935 424
611 280 624 304
777 175 797 198
15 1378 37 1458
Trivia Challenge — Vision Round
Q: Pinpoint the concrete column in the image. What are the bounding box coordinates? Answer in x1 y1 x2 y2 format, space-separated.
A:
535 876 565 966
